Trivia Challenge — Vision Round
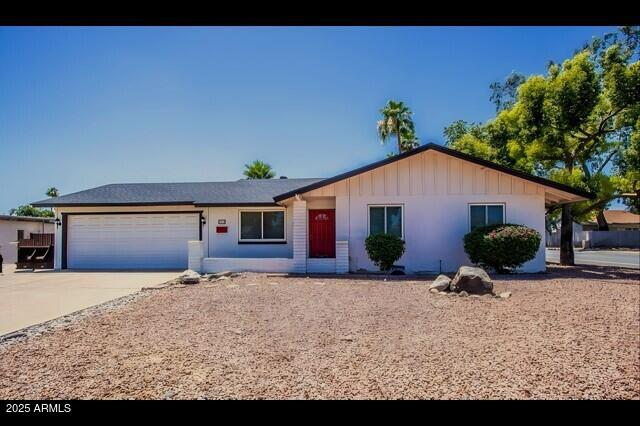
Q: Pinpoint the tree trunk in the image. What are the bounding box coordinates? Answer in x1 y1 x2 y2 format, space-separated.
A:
396 127 402 154
596 210 609 231
560 204 575 265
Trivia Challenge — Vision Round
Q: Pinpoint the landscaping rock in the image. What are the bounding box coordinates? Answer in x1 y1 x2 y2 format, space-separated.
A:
449 266 494 295
1 332 27 342
429 274 451 292
458 291 469 297
499 292 512 299
429 288 440 294
210 271 233 279
180 270 201 284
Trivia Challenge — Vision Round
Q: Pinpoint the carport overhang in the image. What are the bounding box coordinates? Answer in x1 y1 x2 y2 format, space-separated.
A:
543 187 593 208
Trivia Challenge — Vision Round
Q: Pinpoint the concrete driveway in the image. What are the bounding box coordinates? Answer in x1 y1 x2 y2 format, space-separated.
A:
546 248 640 269
0 265 179 336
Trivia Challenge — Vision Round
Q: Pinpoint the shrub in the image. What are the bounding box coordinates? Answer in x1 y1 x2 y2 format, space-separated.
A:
365 234 406 272
463 224 541 273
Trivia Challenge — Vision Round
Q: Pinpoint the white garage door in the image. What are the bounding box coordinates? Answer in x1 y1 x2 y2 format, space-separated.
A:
67 213 200 269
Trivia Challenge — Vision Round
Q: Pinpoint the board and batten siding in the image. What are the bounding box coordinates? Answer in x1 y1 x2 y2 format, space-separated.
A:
301 150 547 273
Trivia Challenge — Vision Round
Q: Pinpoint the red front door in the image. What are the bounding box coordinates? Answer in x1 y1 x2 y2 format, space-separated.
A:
309 209 336 258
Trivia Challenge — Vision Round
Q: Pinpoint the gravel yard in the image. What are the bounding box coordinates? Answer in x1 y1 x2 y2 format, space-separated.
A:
0 265 638 400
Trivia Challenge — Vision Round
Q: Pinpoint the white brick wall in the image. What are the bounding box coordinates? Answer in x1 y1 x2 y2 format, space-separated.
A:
307 258 336 273
336 240 349 273
203 257 294 273
292 199 307 273
188 240 204 273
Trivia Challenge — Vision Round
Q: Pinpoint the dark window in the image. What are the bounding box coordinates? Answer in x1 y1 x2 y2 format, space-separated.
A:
470 204 505 231
369 207 385 236
240 212 262 240
17 230 24 240
239 210 285 241
369 206 403 238
263 211 285 239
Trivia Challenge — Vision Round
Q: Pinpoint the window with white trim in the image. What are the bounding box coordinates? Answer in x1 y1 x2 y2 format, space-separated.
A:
239 210 285 242
469 204 505 231
368 205 403 238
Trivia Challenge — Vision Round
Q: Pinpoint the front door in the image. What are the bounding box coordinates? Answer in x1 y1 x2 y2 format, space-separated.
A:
308 209 336 258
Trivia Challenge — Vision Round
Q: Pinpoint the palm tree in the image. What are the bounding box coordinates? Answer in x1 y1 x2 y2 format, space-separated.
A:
377 100 419 155
46 187 60 198
399 126 420 152
243 160 276 179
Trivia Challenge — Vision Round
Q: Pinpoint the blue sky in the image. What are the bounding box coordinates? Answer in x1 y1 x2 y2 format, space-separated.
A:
0 26 619 213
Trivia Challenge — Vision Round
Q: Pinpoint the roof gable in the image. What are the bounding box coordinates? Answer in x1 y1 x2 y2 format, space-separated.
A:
273 143 593 204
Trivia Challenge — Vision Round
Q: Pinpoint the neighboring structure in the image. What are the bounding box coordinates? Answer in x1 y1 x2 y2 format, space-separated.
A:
0 215 55 264
547 210 640 248
32 143 590 273
581 210 640 231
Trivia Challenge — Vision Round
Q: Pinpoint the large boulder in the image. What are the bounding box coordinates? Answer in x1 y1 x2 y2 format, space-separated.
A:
429 274 451 292
449 266 493 295
180 269 201 284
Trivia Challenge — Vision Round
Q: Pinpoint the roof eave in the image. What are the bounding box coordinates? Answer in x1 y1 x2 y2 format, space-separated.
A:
31 201 196 208
194 202 280 207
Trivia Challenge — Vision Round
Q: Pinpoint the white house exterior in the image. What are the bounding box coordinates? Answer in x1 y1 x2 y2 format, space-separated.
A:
33 144 590 274
0 215 55 264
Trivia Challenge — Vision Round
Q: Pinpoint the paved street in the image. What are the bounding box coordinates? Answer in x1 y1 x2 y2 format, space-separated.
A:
546 248 639 269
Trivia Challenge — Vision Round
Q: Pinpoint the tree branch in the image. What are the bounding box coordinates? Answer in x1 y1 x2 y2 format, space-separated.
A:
595 148 619 175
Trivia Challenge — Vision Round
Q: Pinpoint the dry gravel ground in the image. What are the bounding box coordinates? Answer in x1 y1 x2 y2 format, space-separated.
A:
0 265 638 400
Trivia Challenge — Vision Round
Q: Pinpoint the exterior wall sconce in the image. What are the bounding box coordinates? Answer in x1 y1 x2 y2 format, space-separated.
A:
55 218 62 228
200 216 206 226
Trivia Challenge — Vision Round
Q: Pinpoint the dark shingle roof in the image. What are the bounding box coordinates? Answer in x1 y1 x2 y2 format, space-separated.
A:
31 178 323 207
32 143 594 208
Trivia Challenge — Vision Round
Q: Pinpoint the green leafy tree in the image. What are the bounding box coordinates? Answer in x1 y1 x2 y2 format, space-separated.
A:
489 72 526 112
377 100 419 155
243 160 276 179
512 48 638 263
444 27 639 265
9 205 54 218
612 116 640 212
46 187 60 198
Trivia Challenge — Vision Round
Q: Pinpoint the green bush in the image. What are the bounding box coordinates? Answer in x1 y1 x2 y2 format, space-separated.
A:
365 234 406 272
463 224 541 273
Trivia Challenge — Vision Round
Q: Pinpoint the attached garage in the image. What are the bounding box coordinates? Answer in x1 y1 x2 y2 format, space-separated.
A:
65 213 200 270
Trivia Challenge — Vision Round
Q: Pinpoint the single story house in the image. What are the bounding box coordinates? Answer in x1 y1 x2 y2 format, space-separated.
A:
0 215 55 264
581 210 640 231
32 144 590 274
